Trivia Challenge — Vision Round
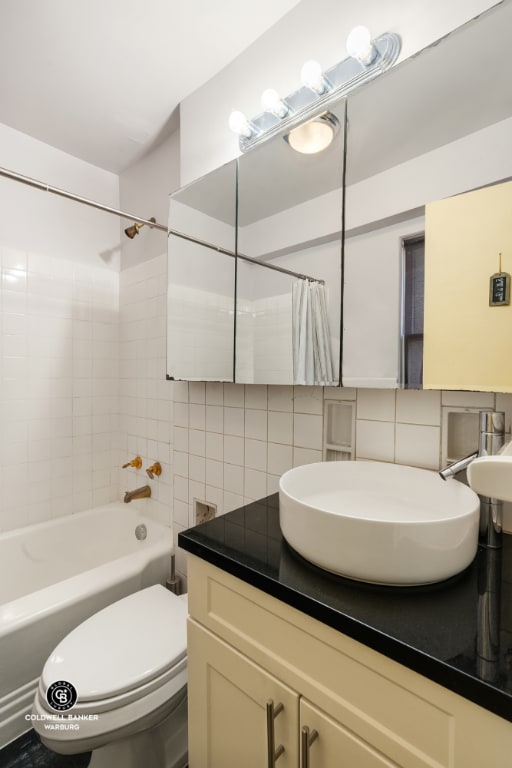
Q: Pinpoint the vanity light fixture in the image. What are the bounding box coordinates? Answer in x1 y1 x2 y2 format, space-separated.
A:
300 60 331 96
228 110 255 139
228 25 401 152
346 25 377 65
285 112 340 154
261 88 289 118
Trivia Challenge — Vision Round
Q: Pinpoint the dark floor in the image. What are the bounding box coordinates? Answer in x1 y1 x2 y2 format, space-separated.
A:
0 731 90 768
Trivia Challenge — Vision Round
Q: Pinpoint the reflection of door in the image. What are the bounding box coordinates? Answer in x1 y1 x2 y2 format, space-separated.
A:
424 180 512 393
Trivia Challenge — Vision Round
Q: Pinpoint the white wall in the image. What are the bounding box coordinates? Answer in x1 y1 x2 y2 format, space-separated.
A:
119 131 180 270
0 123 121 531
179 0 500 184
346 116 512 232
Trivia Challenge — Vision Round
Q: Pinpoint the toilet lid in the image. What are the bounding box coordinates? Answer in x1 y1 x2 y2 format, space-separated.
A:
41 585 187 702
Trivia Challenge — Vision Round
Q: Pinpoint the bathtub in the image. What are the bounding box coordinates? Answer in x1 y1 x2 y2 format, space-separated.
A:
0 502 173 749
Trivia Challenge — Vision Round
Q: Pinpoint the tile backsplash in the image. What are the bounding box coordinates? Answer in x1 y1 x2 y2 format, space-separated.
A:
171 380 512 577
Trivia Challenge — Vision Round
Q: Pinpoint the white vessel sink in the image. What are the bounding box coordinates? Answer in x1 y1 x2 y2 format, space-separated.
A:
279 461 480 586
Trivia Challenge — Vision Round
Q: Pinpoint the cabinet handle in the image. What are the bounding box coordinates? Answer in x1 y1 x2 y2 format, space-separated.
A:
301 725 318 768
266 699 285 766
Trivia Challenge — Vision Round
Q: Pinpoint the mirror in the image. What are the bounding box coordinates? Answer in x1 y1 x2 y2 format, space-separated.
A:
167 3 512 389
343 2 512 390
167 101 346 385
236 99 346 385
167 160 237 381
424 179 512 392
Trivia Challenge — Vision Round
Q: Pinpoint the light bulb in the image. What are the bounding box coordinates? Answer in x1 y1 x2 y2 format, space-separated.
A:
286 114 339 154
300 60 329 95
260 88 288 118
346 25 376 65
228 110 253 138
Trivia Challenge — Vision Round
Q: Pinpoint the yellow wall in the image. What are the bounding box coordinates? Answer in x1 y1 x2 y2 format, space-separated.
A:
424 180 512 392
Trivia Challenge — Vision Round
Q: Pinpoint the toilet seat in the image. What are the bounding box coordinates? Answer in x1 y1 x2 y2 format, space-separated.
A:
40 585 187 708
33 666 188 755
33 585 189 756
37 655 187 715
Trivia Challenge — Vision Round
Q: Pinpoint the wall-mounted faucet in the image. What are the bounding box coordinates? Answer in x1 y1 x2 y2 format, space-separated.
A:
122 456 142 470
146 462 162 479
439 411 505 549
124 485 151 503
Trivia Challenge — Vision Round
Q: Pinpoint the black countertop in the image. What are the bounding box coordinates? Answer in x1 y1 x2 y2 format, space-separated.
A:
178 494 512 723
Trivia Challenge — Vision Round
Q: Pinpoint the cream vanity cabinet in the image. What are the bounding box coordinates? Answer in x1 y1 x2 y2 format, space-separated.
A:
189 622 399 767
186 554 512 768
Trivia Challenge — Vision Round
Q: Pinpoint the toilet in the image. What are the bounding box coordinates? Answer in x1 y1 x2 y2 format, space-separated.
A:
32 585 188 768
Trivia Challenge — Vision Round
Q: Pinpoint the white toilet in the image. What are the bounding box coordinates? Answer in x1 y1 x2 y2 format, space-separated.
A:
32 585 188 768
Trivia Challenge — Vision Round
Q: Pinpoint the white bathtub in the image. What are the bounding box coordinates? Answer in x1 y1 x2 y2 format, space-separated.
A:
0 502 173 749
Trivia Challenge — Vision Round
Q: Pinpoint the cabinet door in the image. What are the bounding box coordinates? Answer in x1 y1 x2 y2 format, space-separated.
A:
188 619 299 768
300 699 402 768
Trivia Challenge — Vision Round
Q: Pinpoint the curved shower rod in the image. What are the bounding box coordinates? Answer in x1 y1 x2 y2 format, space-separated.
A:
0 165 168 232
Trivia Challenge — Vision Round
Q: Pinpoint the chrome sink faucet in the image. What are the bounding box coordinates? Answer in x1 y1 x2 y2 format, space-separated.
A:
439 411 505 549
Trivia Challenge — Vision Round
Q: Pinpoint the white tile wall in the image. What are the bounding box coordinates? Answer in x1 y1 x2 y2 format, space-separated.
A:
0 249 120 532
118 253 174 527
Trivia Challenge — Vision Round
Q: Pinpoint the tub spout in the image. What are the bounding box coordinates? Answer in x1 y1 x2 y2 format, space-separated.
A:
124 485 151 503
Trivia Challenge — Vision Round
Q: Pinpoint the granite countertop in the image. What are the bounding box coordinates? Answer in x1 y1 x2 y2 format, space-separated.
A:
178 493 512 723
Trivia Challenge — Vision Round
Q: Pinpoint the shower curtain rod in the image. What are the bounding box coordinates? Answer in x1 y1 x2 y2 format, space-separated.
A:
170 229 325 285
0 164 324 284
0 165 168 231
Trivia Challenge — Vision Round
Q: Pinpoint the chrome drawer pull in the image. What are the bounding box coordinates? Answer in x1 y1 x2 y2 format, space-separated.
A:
301 725 318 768
266 700 285 766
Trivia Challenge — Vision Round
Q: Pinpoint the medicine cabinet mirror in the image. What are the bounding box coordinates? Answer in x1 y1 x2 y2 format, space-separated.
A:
167 2 512 391
342 1 512 391
167 160 237 381
236 98 345 385
167 100 346 385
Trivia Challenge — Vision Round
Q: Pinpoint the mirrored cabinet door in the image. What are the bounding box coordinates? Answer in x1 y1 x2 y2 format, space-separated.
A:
236 98 346 386
167 160 237 381
424 180 512 393
342 1 512 391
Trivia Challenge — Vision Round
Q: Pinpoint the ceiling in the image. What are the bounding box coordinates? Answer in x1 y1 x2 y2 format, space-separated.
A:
0 0 299 174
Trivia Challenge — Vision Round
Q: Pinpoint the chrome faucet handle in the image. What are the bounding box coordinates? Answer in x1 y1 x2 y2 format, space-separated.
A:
479 411 505 457
480 411 505 433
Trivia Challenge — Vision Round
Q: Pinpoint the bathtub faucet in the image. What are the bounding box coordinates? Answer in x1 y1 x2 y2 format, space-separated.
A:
124 485 151 503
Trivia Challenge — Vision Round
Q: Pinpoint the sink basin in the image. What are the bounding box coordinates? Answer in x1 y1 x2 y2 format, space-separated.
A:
279 461 480 586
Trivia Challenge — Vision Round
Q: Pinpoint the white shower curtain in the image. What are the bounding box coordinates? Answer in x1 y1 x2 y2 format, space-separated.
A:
292 280 334 385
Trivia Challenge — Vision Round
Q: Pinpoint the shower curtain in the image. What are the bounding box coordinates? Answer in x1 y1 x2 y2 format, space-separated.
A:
292 279 334 385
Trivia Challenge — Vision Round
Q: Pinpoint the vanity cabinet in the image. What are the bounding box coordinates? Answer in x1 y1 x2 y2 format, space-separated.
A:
189 622 400 767
188 621 299 767
186 554 512 768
